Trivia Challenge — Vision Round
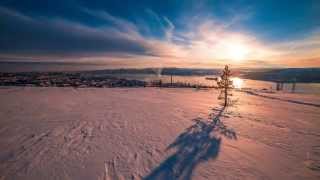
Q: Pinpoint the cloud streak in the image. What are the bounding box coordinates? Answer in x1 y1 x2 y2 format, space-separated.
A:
0 6 319 68
0 7 150 58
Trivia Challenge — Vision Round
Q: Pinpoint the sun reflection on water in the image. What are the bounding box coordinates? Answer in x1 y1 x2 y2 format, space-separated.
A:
231 77 244 89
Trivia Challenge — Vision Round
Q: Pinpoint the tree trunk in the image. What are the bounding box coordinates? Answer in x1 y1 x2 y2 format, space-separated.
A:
224 86 227 106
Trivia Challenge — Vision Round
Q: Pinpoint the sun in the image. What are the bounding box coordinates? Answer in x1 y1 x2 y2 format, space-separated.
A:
226 42 249 61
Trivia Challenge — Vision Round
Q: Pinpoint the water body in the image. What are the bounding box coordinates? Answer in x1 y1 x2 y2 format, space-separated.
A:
111 74 320 95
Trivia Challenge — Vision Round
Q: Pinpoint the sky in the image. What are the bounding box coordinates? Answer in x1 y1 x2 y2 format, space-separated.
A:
0 0 319 68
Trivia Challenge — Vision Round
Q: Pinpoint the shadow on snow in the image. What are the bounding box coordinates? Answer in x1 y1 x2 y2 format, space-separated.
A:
144 106 237 180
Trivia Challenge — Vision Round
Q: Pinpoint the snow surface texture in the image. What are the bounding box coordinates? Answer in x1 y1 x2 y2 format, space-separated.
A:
0 87 319 180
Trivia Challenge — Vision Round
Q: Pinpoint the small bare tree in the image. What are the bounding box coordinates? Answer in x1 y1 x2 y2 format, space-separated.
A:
217 65 233 106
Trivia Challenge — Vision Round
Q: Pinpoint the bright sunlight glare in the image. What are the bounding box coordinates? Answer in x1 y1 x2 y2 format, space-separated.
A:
231 77 244 89
226 42 250 61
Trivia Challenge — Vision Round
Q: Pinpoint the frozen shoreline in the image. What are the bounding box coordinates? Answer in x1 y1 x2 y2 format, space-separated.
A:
0 87 319 180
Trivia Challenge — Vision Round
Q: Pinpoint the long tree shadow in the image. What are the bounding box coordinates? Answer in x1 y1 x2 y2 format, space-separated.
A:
144 106 237 180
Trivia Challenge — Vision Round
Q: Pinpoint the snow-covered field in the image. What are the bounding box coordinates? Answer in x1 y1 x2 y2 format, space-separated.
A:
0 87 319 180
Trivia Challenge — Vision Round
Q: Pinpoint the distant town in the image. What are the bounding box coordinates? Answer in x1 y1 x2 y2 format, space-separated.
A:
0 67 319 88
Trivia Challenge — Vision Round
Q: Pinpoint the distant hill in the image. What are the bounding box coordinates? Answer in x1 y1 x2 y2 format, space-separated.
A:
87 68 221 76
0 61 319 83
241 68 320 83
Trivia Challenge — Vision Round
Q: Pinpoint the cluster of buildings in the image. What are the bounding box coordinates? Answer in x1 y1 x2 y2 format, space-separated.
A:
0 72 147 88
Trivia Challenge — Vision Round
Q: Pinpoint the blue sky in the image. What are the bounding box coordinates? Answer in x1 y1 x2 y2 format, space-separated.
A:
0 0 319 67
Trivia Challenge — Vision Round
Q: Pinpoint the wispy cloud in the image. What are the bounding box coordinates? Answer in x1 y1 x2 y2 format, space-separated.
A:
0 6 319 68
0 6 150 58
